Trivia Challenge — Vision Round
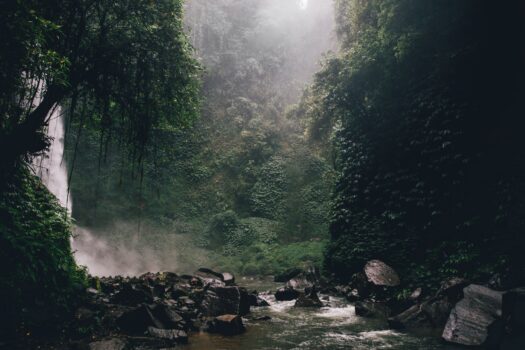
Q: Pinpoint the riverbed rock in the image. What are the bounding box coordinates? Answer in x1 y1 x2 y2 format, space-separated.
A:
355 300 391 319
112 283 153 306
116 305 164 335
147 327 188 343
248 293 270 307
275 287 300 301
201 286 250 316
222 272 235 286
503 287 525 331
294 289 323 308
206 314 246 336
88 338 127 350
442 284 504 347
364 260 400 287
388 298 452 330
436 277 469 303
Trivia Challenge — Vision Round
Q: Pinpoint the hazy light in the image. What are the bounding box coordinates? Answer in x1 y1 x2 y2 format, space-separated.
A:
299 0 308 10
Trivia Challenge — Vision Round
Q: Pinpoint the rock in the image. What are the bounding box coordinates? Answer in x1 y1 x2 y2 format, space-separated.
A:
275 287 300 301
248 293 270 307
201 286 250 316
436 277 469 303
116 305 163 335
388 298 452 330
355 300 391 319
222 272 235 286
364 260 400 287
285 267 320 290
409 288 423 302
112 283 153 306
254 316 271 321
345 289 361 302
294 289 323 308
274 268 303 283
150 304 184 329
442 284 504 347
195 268 225 287
88 338 127 350
207 314 246 336
147 327 188 343
503 287 525 332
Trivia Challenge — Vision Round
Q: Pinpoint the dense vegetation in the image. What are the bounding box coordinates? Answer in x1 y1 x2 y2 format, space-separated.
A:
0 0 200 337
0 167 86 338
2 0 525 343
66 0 336 276
302 0 525 289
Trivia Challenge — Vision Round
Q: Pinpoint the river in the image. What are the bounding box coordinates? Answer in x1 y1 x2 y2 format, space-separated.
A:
181 277 461 350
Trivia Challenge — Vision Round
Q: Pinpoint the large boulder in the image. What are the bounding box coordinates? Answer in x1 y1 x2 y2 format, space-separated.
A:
364 260 400 287
442 284 504 347
116 304 183 335
206 314 246 336
201 286 250 316
275 287 300 301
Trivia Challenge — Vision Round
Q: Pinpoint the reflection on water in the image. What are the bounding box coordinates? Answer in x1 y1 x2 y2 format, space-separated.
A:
181 278 460 350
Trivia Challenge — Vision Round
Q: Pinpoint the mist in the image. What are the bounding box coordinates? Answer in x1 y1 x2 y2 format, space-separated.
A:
62 0 337 278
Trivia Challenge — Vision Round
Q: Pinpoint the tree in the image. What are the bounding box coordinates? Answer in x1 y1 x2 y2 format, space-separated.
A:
308 0 525 284
0 0 200 169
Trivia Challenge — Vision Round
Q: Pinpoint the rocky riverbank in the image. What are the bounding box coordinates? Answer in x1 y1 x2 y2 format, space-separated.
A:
4 263 524 349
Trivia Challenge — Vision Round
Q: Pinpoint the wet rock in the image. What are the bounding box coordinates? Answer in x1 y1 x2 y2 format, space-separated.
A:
274 268 303 283
294 289 323 308
275 287 300 301
436 277 469 303
195 268 225 287
150 304 184 329
388 298 452 330
248 293 270 307
147 327 188 343
201 286 250 316
355 300 391 319
345 289 361 302
503 287 525 331
112 283 153 306
116 305 163 335
442 284 504 347
207 314 246 336
88 338 127 350
285 267 320 290
254 316 271 321
222 272 235 286
364 260 400 287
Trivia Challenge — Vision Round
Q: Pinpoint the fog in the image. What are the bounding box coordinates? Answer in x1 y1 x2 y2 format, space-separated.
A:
48 0 337 277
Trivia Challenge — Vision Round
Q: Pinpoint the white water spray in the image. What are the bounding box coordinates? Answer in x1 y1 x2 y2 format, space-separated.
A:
34 105 72 213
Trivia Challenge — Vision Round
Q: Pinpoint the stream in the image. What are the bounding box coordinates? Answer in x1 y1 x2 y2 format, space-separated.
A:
182 278 461 350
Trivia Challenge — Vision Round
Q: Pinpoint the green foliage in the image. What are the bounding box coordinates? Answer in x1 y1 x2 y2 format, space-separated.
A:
311 0 525 286
0 0 201 166
215 240 327 276
0 166 86 337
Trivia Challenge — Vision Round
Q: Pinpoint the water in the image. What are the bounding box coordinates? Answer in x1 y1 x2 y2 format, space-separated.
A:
182 278 460 350
33 105 72 213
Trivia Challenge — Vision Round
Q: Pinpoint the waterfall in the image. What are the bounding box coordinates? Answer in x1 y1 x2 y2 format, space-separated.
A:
34 105 165 276
34 105 72 213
